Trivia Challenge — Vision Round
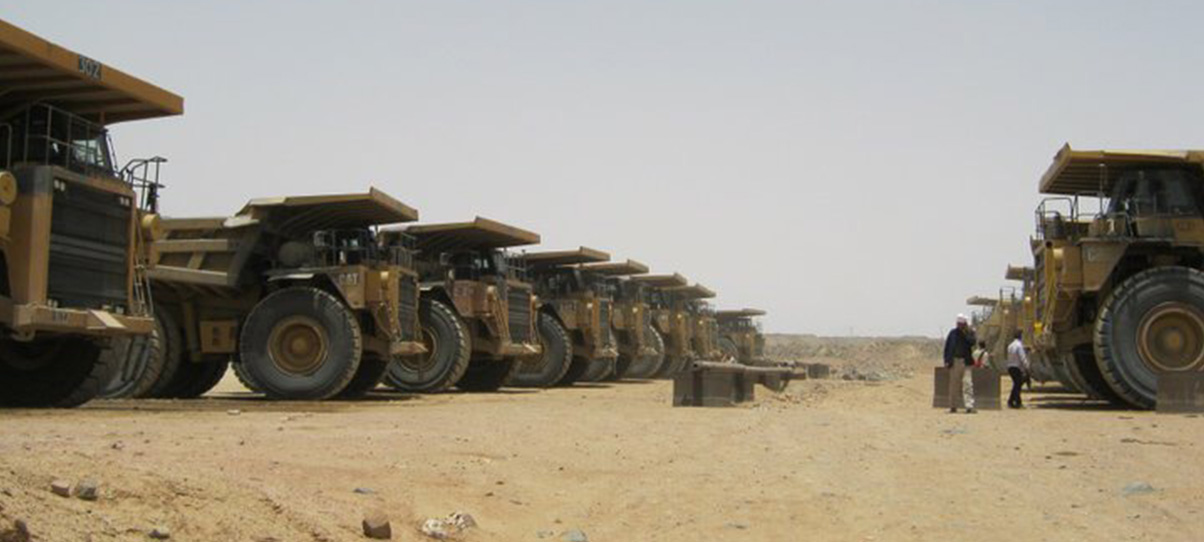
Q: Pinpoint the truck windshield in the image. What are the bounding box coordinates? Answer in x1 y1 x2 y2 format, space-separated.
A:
1106 168 1203 217
0 104 115 176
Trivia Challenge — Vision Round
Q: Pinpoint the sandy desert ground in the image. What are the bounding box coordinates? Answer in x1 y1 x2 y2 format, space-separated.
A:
1 336 1201 542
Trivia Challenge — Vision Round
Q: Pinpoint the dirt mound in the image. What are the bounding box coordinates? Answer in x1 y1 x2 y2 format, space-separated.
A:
765 334 941 380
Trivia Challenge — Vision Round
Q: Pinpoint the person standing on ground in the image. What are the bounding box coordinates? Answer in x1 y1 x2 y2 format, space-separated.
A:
943 315 977 414
1006 331 1030 409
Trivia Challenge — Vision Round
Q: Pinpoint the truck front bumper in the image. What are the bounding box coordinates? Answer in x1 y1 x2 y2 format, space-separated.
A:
0 300 153 338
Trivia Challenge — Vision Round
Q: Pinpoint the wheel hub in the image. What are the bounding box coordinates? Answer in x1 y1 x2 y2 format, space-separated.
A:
267 316 329 376
1137 302 1204 372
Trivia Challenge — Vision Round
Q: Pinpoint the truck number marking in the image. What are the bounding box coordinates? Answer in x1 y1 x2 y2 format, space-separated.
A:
77 55 103 80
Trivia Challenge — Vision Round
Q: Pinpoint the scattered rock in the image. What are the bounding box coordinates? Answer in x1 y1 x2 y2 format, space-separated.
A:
1122 482 1156 497
353 487 376 495
0 519 31 542
940 427 969 435
561 529 588 542
110 442 124 451
726 522 749 529
420 511 476 539
227 410 241 416
536 530 555 539
149 526 171 540
362 512 391 540
75 480 99 501
50 480 72 498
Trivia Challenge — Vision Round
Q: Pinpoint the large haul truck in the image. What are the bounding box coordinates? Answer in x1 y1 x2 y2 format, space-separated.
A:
512 247 620 387
630 273 692 377
1031 145 1204 408
385 217 542 392
579 259 661 379
124 190 426 400
715 308 767 365
0 18 183 407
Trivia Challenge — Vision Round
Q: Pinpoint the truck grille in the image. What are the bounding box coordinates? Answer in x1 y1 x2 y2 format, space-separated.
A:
399 274 419 341
598 300 613 347
48 182 130 310
507 286 533 343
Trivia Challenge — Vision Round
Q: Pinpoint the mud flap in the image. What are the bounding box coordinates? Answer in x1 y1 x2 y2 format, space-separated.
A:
933 367 1002 410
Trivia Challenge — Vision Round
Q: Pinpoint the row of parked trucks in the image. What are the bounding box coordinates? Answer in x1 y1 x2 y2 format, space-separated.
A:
969 145 1204 409
0 19 768 407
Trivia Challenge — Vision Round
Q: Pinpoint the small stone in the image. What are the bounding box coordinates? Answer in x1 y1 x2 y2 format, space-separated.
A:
149 526 171 540
50 480 72 498
227 410 241 416
450 512 476 530
353 487 376 495
362 513 391 539
0 519 31 542
561 529 588 542
74 480 99 501
110 442 124 451
1122 482 1156 497
537 531 555 539
726 522 749 530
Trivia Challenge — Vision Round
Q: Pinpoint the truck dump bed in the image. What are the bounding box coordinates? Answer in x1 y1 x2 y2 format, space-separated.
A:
630 273 689 288
1040 144 1204 195
150 189 418 291
715 309 767 320
524 246 610 268
581 259 649 277
0 17 183 123
666 284 716 300
407 217 540 252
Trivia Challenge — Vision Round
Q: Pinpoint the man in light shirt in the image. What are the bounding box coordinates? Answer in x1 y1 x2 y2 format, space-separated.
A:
1006 331 1030 409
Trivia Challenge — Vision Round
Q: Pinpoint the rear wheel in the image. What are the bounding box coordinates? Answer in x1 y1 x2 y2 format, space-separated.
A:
337 355 389 399
167 357 230 399
1067 346 1123 404
625 323 666 379
239 287 362 400
556 355 592 386
0 337 118 408
232 358 264 394
718 337 740 363
1095 266 1204 409
511 313 573 388
385 299 470 392
455 358 520 392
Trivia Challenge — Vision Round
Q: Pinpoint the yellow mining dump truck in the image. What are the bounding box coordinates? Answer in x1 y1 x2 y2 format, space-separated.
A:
1031 145 1204 408
129 190 425 400
579 259 661 379
631 273 692 377
385 217 542 392
512 247 620 386
715 308 767 365
0 18 182 407
676 285 721 362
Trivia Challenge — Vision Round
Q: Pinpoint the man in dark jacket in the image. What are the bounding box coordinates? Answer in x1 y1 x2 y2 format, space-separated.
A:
943 314 977 413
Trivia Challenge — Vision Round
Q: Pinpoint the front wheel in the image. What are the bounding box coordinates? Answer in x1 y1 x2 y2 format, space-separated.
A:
578 357 616 382
511 313 573 388
239 287 362 400
385 299 471 392
624 323 666 379
1095 266 1204 409
0 338 118 408
718 337 740 363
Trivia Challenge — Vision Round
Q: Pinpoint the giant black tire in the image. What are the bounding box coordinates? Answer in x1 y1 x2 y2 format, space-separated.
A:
624 323 666 379
167 356 230 399
145 306 186 399
718 337 740 363
511 313 573 388
0 337 119 408
455 358 521 392
232 358 264 394
1048 357 1081 393
239 287 362 400
654 352 690 378
610 352 634 381
1095 266 1204 409
1068 346 1124 404
337 355 390 399
555 355 592 386
385 299 471 393
101 317 166 399
579 356 616 382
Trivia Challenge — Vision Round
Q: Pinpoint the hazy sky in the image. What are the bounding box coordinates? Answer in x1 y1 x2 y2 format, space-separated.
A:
9 2 1203 336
